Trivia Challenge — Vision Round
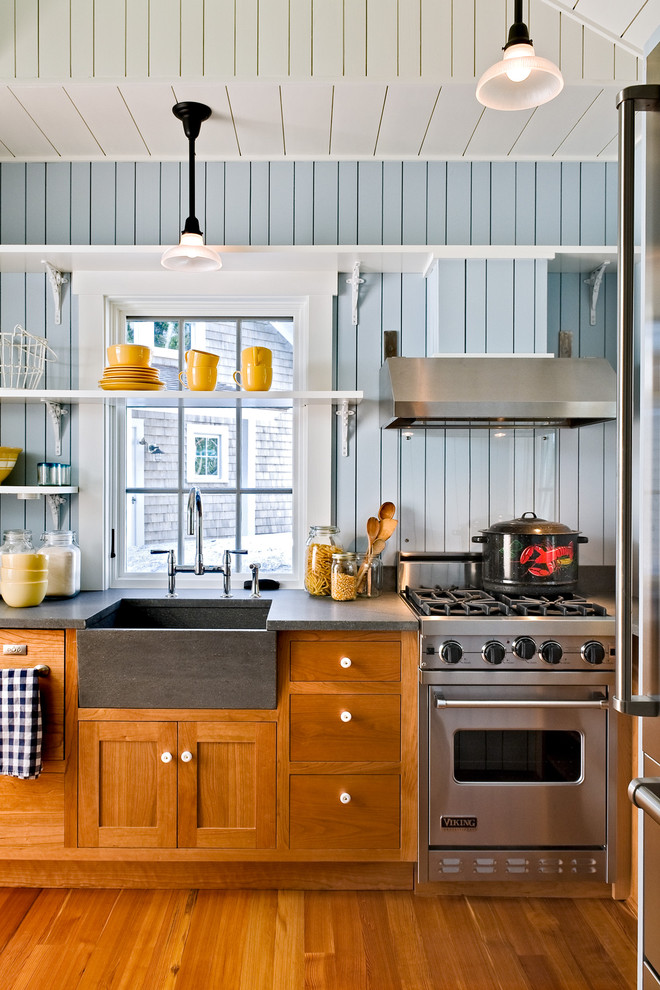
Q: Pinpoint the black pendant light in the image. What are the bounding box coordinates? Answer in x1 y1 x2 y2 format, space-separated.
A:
161 102 222 271
476 0 563 111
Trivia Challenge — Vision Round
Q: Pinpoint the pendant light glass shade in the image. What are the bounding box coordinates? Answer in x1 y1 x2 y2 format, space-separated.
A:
476 2 563 111
161 102 222 272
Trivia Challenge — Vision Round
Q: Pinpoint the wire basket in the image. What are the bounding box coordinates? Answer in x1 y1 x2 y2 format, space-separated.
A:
0 325 58 389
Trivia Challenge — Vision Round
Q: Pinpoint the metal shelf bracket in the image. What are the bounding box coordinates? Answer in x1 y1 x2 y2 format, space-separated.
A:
46 493 67 529
584 261 610 326
42 261 69 325
346 262 365 326
336 399 356 457
41 399 68 457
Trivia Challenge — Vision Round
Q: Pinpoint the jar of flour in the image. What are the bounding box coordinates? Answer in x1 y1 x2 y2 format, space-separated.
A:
38 531 81 598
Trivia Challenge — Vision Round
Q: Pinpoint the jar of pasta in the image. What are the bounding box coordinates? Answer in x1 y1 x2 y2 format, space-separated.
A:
304 525 342 596
331 552 357 601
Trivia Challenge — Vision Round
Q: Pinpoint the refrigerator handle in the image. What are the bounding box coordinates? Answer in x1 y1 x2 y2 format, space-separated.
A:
614 85 660 717
629 777 660 826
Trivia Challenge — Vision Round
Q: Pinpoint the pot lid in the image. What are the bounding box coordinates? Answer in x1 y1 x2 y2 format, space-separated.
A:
481 511 579 535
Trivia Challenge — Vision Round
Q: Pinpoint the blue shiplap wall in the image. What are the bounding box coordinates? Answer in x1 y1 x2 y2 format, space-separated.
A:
0 160 618 569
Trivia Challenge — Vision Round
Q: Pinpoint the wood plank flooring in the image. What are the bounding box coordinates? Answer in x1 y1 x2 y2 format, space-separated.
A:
0 888 637 989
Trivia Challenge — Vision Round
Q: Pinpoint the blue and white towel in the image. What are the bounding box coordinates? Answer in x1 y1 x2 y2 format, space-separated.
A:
0 668 43 779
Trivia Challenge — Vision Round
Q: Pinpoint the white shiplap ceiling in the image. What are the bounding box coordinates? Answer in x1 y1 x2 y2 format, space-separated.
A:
0 0 657 164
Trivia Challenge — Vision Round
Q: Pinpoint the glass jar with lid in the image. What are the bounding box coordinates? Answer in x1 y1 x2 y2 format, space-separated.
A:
331 552 358 601
0 529 34 555
37 531 81 598
304 525 343 596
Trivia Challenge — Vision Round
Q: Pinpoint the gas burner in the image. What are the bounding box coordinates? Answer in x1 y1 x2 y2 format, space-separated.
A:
499 594 608 617
405 586 608 618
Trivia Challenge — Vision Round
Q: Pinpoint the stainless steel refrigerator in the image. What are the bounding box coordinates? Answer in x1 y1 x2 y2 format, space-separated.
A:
614 55 660 989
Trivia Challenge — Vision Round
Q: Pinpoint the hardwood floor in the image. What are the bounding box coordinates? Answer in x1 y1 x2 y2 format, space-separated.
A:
0 888 637 989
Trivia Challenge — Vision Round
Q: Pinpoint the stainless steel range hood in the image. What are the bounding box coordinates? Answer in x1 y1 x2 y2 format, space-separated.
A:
380 356 616 430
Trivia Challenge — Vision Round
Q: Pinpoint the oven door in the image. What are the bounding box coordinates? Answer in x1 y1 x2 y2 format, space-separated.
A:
428 684 609 848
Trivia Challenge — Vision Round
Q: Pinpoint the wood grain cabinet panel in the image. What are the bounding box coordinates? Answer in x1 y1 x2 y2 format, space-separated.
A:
290 695 400 762
289 774 400 849
0 629 64 763
290 641 401 682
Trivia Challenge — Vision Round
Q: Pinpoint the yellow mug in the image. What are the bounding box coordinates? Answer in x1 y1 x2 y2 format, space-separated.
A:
233 347 273 391
179 366 218 391
185 349 219 368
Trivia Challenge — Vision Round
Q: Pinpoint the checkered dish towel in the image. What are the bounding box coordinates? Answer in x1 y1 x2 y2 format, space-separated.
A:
0 668 43 779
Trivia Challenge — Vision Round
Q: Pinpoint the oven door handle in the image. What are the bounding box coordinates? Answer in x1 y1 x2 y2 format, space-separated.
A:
434 697 608 710
628 777 660 826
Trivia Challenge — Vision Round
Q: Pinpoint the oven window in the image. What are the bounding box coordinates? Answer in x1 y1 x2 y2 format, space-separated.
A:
453 730 582 783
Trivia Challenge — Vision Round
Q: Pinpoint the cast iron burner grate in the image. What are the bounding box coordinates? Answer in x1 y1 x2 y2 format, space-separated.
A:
405 587 608 617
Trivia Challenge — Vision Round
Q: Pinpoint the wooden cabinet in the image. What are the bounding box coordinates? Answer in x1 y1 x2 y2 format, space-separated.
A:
281 630 417 861
78 720 277 850
0 628 65 762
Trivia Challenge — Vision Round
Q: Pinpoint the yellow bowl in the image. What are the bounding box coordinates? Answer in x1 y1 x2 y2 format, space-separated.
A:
106 344 152 367
1 552 43 569
0 579 48 608
0 447 21 484
2 566 48 581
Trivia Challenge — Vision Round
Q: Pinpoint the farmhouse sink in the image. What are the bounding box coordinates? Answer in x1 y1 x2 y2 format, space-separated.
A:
77 598 276 709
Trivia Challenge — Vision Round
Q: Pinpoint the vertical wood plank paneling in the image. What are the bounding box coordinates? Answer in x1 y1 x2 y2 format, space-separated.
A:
224 162 251 244
557 428 580 531
604 273 617 369
401 273 426 357
355 274 386 555
70 0 94 78
90 163 116 244
38 0 70 79
583 30 614 81
134 163 161 244
0 2 15 78
94 0 126 78
0 164 26 243
426 162 446 244
380 273 402 531
289 0 312 76
180 0 205 77
14 0 38 78
491 163 516 245
533 431 558 523
45 163 72 244
559 272 580 350
513 259 537 353
148 0 181 77
258 0 289 77
312 0 343 77
269 162 294 245
205 162 225 245
382 162 403 245
338 163 358 244
465 260 486 352
24 273 48 537
312 163 338 244
202 0 235 77
293 162 314 244
578 425 605 563
558 13 583 83
125 0 150 77
402 163 427 245
485 259 514 352
535 163 561 244
515 163 536 244
69 163 91 244
249 162 270 244
534 260 549 353
547 272 560 355
398 0 421 79
0 274 28 532
474 0 505 79
469 430 490 536
512 430 536 516
470 162 490 245
366 0 398 78
421 0 451 78
434 261 465 353
560 162 581 244
580 163 606 245
161 161 182 248
235 0 258 76
357 162 383 244
604 161 618 246
451 0 475 81
343 0 367 78
400 431 426 549
26 164 46 244
424 431 445 549
444 431 471 547
488 433 515 524
446 163 471 245
603 421 616 563
334 270 358 546
115 163 136 245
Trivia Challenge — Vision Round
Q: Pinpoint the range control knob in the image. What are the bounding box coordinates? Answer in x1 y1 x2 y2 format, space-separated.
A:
482 640 506 665
512 636 537 661
581 640 606 665
440 640 463 665
540 640 563 665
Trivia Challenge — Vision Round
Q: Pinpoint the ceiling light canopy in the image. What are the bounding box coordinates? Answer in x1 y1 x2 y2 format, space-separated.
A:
161 102 222 272
476 0 563 111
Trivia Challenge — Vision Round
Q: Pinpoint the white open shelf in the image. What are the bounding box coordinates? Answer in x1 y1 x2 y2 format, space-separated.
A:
0 388 363 406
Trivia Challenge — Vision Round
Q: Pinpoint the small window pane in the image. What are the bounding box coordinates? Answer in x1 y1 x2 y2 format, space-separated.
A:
241 493 293 572
241 319 293 389
242 408 292 488
182 494 237 568
185 320 237 388
125 494 178 573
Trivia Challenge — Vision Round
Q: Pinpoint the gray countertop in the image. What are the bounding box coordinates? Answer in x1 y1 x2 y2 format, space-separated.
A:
0 588 419 631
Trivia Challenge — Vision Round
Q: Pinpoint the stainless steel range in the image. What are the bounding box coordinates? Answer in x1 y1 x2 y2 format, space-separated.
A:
400 552 618 885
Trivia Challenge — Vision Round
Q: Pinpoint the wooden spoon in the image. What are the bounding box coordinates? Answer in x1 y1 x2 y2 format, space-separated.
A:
377 517 398 542
370 538 387 556
366 516 380 553
378 501 396 520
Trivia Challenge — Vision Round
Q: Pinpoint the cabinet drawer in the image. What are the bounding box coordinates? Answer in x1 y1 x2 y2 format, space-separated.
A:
290 695 400 762
0 629 64 763
289 774 400 849
290 641 400 683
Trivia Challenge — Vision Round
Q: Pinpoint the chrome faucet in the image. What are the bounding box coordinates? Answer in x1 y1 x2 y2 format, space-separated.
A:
221 548 248 597
187 486 204 574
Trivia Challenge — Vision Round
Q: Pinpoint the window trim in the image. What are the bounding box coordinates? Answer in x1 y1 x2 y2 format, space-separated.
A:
186 423 229 485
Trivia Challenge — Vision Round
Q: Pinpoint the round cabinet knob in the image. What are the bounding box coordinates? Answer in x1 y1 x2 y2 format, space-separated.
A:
540 641 563 665
581 640 606 665
340 657 352 668
340 711 352 722
512 636 536 661
161 752 173 764
339 792 351 804
440 640 463 665
180 751 193 763
482 640 506 665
